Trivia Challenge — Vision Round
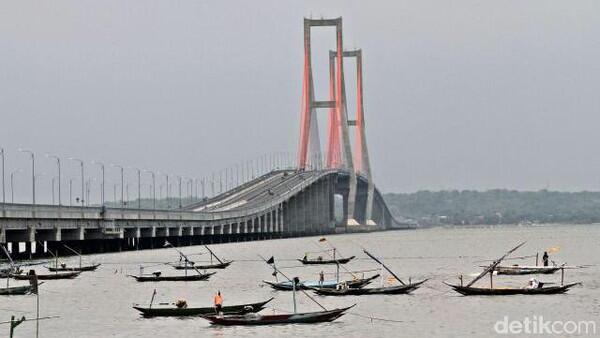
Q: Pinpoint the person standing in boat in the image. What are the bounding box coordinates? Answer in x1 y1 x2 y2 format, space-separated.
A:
214 291 223 315
542 252 549 267
319 270 324 287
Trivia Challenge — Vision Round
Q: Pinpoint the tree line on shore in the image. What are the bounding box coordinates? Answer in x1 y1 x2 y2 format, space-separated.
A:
384 189 600 226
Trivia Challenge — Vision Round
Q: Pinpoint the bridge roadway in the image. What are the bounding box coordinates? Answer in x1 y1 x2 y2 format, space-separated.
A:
0 169 368 257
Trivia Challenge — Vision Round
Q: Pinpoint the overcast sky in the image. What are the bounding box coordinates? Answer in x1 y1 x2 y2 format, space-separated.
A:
1 1 600 204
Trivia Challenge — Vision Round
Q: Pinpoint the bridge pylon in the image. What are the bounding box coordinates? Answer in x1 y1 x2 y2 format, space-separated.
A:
297 17 358 226
329 49 375 225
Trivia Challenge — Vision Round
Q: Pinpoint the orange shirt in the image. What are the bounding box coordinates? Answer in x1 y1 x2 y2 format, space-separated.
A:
214 294 223 306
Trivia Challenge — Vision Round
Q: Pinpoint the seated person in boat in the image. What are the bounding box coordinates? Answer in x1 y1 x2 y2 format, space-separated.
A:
336 281 349 291
175 299 187 309
303 253 308 261
214 291 223 314
542 252 549 267
524 278 540 289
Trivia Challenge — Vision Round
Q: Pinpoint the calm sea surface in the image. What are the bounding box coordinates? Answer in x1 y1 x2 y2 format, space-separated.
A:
1 224 598 337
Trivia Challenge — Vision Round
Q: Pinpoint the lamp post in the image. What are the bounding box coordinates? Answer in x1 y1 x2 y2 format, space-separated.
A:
1 147 5 205
18 149 35 205
46 154 61 206
91 160 105 206
159 172 169 209
69 177 76 206
10 169 22 203
111 164 124 208
129 167 141 210
144 170 156 210
176 175 182 209
69 158 85 207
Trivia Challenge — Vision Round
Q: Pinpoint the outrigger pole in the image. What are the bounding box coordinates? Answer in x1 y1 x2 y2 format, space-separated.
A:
259 255 327 312
164 241 204 277
466 241 526 288
62 244 83 270
363 249 406 286
204 245 224 265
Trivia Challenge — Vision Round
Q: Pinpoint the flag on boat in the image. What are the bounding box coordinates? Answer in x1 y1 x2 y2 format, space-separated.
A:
266 256 275 265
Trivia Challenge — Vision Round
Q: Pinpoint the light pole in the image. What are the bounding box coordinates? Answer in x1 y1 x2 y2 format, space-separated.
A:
129 167 141 210
0 147 5 205
91 160 105 206
159 172 169 209
10 169 22 203
111 164 124 208
176 175 182 209
144 170 156 210
46 154 61 206
18 149 35 205
69 158 85 207
69 177 76 206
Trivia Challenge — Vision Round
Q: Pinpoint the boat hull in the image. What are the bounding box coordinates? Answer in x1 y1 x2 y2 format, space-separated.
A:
47 263 101 272
298 256 355 265
312 279 428 296
202 306 354 326
493 266 561 275
128 272 216 282
445 282 580 296
263 274 380 291
171 261 233 270
0 285 34 295
133 298 274 317
11 271 81 280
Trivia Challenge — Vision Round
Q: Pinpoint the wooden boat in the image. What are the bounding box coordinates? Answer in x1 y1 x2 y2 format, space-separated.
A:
11 271 81 280
298 256 355 265
46 263 101 272
128 271 215 282
133 298 274 317
312 279 428 296
263 274 380 291
202 305 354 326
444 282 581 296
170 261 233 270
0 284 35 295
490 265 562 275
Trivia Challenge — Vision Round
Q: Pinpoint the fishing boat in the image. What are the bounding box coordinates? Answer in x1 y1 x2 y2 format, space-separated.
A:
312 280 428 296
128 271 215 282
491 265 562 275
46 263 101 272
170 245 233 270
202 305 354 326
446 242 582 296
298 256 355 265
202 255 354 326
11 271 81 280
443 282 581 296
133 298 274 317
311 248 428 296
0 284 36 296
45 245 101 273
263 274 379 291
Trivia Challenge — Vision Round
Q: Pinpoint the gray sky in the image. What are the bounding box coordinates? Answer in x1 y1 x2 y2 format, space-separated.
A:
1 1 600 204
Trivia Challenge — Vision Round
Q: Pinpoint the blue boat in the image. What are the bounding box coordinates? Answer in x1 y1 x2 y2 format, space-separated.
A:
263 274 379 291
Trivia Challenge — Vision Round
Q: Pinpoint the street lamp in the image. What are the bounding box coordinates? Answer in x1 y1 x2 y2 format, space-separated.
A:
18 149 35 205
10 169 22 203
46 154 61 206
0 147 5 205
69 177 76 206
68 158 85 207
128 167 141 210
144 169 156 210
158 172 169 209
176 175 182 209
91 160 105 206
111 164 124 208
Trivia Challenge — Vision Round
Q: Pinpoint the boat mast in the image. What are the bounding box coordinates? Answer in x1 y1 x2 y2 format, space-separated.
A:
466 242 526 287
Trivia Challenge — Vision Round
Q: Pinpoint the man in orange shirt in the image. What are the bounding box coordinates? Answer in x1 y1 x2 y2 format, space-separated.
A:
214 290 223 314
